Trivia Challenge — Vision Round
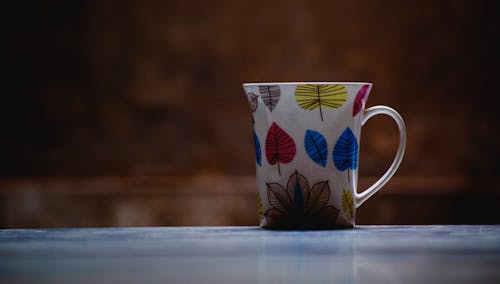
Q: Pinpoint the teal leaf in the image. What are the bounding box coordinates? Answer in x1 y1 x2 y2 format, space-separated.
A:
333 128 358 171
254 131 262 166
293 179 304 212
304 130 328 167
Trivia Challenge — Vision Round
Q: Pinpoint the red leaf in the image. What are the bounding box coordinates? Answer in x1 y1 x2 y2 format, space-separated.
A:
265 122 296 175
352 84 370 117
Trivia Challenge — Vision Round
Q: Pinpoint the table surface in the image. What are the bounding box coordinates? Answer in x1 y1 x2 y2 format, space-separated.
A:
1 226 499 284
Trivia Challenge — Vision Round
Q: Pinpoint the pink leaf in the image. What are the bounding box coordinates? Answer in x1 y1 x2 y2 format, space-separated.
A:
265 122 296 175
352 84 370 117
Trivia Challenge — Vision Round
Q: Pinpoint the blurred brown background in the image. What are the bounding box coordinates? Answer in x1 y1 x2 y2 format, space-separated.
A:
1 0 499 227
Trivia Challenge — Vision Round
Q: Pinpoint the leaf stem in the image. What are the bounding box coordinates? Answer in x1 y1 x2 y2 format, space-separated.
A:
317 85 323 121
267 86 273 111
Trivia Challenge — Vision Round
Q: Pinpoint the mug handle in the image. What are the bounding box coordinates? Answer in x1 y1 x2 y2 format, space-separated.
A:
355 106 407 207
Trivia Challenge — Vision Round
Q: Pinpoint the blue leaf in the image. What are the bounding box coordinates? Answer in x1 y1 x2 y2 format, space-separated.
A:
304 130 328 167
293 180 304 212
254 131 262 166
333 128 358 171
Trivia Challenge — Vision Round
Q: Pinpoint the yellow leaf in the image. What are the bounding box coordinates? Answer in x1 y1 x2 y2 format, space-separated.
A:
342 189 354 219
295 84 348 121
257 195 263 220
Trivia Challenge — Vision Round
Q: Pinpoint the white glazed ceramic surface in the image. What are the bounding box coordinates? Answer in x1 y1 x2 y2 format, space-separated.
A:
243 82 406 229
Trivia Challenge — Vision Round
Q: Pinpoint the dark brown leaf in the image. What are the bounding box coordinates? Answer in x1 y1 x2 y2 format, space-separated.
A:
263 208 285 227
305 181 330 214
266 182 292 213
286 170 309 200
318 205 340 224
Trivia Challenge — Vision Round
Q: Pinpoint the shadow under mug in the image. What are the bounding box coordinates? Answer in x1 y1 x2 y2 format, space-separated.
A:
243 82 406 229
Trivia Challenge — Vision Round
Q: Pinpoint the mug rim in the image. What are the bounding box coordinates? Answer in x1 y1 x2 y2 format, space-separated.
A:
243 82 372 87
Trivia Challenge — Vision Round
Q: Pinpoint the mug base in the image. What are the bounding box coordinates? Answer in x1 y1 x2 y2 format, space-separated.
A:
260 223 354 230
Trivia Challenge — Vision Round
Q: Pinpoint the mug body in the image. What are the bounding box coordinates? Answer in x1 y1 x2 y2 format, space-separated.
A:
243 82 372 229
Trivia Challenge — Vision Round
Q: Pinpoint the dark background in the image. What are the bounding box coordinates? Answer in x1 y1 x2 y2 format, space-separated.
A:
1 0 499 227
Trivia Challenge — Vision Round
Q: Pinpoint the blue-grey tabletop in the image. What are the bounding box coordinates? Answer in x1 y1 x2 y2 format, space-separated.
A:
1 226 499 284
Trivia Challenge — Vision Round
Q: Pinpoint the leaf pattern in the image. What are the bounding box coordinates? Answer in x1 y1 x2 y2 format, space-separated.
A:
342 189 354 219
353 84 370 117
257 195 263 221
259 85 281 112
305 181 330 215
287 171 308 212
295 84 348 121
265 122 296 175
266 182 292 213
263 170 339 229
246 92 259 113
333 127 359 172
253 131 261 166
304 129 328 167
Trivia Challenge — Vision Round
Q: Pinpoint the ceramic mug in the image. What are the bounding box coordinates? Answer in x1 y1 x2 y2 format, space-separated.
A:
243 82 406 229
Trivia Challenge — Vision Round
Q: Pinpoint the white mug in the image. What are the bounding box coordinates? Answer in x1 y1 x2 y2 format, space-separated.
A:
243 82 406 229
